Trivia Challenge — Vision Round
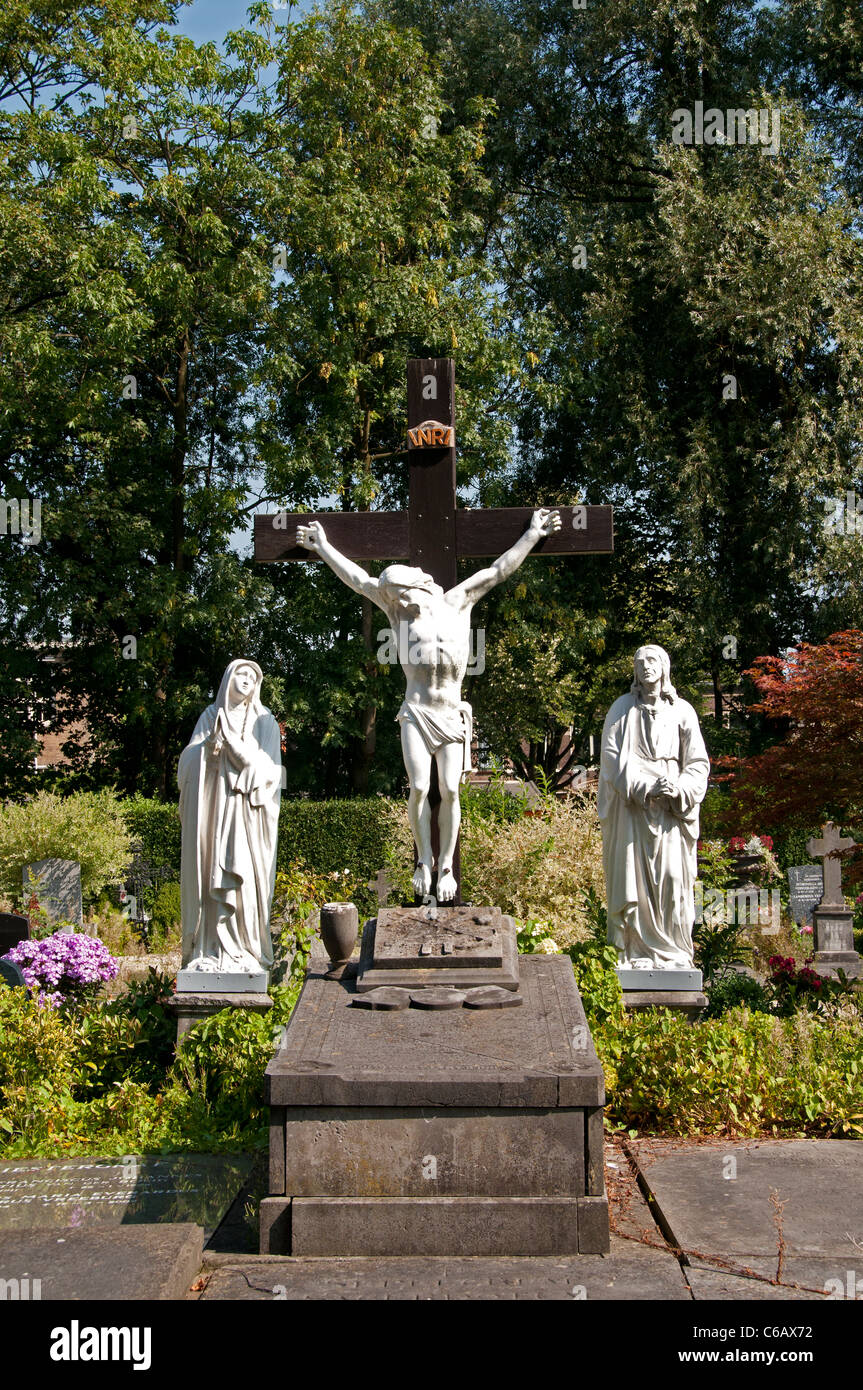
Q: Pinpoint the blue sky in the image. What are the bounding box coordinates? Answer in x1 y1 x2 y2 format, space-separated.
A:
171 0 316 44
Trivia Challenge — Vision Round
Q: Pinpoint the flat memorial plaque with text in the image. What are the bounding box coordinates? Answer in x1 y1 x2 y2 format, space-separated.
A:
787 865 824 924
0 1155 252 1239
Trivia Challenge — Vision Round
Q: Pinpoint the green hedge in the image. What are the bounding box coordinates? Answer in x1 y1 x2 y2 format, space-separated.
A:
124 795 400 888
123 797 182 874
276 797 397 881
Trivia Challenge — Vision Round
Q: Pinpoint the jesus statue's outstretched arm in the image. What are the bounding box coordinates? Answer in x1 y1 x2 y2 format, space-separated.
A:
295 520 387 611
445 508 562 609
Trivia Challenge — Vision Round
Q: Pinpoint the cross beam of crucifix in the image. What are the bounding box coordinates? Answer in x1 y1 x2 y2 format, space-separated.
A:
254 358 614 902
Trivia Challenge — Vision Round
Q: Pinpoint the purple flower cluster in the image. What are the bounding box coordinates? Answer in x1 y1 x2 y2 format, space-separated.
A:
1 932 119 1008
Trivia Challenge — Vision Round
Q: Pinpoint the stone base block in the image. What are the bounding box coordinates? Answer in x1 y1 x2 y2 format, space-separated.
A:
261 1195 608 1256
812 952 863 981
277 1106 585 1197
263 956 610 1257
169 991 272 1042
176 969 268 993
616 968 702 991
622 990 707 1019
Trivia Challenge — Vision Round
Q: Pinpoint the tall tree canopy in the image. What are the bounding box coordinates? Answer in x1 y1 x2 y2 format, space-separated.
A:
1 0 862 804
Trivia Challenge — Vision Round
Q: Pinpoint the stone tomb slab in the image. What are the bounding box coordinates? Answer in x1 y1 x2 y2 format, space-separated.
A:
0 1224 204 1301
355 906 519 993
267 954 601 1110
0 1155 252 1241
263 955 608 1256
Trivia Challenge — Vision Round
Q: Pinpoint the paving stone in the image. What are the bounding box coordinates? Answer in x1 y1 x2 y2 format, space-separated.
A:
686 1254 862 1301
0 1224 203 1300
194 1242 689 1301
628 1138 863 1260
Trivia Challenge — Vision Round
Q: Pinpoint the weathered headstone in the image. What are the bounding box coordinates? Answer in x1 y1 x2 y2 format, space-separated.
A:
0 911 29 955
787 865 824 925
0 959 25 990
123 839 172 926
23 858 82 928
805 822 862 980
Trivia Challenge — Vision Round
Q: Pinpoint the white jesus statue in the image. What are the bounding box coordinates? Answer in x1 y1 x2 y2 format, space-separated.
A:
297 509 562 902
597 644 710 970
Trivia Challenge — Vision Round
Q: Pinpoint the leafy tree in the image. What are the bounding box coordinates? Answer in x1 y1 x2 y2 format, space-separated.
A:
246 1 534 793
722 630 863 831
379 0 863 735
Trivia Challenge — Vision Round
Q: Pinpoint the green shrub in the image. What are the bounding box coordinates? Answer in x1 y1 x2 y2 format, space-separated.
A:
567 937 625 1029
169 986 297 1145
0 988 79 1147
124 795 405 919
693 918 754 987
148 882 181 949
460 775 530 829
704 972 770 1018
516 919 560 953
122 797 182 875
75 971 176 1098
461 791 605 946
277 798 400 913
0 790 132 901
597 1006 863 1137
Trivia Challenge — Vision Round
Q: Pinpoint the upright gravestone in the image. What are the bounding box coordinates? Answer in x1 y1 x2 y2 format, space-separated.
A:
805 823 862 980
0 912 29 955
258 360 611 1259
787 864 824 926
23 859 83 930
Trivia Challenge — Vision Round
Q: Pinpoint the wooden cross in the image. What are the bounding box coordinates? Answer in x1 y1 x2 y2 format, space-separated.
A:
806 822 856 907
255 358 614 902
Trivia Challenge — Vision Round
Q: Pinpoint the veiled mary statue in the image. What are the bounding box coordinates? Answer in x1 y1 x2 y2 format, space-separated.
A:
598 645 709 970
178 660 282 976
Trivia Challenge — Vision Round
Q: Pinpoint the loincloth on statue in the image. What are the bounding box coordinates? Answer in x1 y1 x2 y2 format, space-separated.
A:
396 700 473 776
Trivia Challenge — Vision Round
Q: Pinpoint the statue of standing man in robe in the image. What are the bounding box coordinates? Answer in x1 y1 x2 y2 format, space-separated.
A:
296 509 562 902
598 645 710 971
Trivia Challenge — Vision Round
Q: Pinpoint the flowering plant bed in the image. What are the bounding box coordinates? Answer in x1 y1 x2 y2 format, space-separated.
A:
2 931 119 1009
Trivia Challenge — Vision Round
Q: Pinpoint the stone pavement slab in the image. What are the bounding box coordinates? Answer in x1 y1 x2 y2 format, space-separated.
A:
0 1223 203 1300
627 1138 863 1259
686 1258 848 1301
194 1241 690 1300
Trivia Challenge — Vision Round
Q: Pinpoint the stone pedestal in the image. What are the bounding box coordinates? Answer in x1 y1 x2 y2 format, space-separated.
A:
621 990 707 1019
169 991 272 1043
812 905 862 980
355 905 519 992
617 966 707 1017
261 953 608 1256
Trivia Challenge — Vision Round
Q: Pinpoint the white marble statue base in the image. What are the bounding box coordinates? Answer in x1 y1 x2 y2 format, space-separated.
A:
176 968 269 994
616 968 702 991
